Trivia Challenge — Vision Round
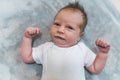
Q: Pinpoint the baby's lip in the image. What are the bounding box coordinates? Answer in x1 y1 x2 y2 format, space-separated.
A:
54 35 66 40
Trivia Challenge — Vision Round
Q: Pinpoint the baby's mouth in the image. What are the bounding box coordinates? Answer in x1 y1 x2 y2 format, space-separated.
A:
54 36 66 40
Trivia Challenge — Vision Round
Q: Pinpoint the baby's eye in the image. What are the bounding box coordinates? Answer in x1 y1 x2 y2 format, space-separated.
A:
54 22 60 26
66 26 74 30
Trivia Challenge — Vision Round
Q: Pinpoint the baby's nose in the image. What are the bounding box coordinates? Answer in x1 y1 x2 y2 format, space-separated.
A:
57 26 65 33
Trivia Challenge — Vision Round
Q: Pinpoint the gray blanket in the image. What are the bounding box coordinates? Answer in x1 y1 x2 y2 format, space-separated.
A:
0 0 120 80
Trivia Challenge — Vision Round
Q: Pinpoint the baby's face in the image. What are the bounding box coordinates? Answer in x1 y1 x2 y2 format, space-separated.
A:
50 9 84 47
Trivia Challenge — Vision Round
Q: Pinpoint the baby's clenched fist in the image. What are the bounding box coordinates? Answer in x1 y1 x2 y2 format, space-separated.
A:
24 27 40 38
96 38 110 53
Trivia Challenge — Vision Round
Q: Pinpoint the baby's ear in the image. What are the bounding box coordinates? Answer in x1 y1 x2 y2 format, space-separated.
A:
80 32 84 37
77 32 84 41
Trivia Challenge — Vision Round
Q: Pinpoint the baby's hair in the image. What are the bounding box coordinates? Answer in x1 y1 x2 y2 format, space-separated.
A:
55 2 87 32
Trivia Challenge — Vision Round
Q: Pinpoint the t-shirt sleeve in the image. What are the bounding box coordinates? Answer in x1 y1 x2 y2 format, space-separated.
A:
79 42 96 67
32 45 44 64
84 47 96 67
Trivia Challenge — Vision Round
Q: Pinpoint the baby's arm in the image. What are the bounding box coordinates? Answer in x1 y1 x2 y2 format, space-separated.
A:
86 38 110 74
21 27 40 63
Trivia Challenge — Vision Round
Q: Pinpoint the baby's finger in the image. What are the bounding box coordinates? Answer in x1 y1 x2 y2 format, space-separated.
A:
30 28 38 34
96 38 102 45
99 39 110 47
36 28 40 34
26 27 34 34
96 38 110 48
103 42 110 48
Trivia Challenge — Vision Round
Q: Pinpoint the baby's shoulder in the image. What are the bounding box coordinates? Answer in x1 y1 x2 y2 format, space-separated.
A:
78 41 87 47
77 41 90 51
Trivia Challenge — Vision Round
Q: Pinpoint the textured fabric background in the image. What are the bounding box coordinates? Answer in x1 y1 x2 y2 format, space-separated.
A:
0 0 120 80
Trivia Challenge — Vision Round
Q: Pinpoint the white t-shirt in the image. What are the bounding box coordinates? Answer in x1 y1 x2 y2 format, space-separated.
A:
32 41 96 80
